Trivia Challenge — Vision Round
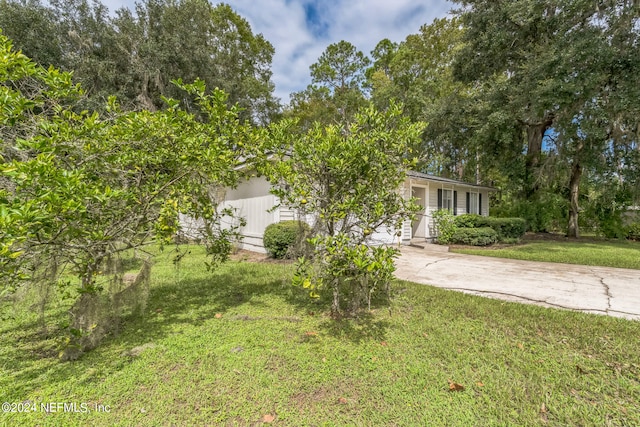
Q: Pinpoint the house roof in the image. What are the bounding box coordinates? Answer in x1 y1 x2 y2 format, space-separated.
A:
406 170 496 191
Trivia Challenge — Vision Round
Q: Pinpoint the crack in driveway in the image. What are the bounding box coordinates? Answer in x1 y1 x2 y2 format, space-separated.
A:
442 287 571 310
441 287 640 317
404 256 454 280
590 268 613 313
396 247 640 320
423 257 453 269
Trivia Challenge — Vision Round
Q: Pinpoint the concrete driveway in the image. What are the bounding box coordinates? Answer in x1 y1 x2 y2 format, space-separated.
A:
395 246 640 320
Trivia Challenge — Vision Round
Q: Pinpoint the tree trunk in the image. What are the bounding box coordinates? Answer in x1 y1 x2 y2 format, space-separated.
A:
526 124 545 169
524 114 554 197
567 159 582 238
331 278 340 318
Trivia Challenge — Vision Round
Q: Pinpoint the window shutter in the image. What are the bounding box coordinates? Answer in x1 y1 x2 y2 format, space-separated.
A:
453 191 458 215
479 193 483 215
437 189 442 209
466 192 470 214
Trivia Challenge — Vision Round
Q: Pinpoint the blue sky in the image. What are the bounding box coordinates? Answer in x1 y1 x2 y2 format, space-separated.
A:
100 0 454 103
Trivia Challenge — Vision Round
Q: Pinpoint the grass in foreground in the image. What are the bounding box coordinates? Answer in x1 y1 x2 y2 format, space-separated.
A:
452 238 640 270
1 245 639 426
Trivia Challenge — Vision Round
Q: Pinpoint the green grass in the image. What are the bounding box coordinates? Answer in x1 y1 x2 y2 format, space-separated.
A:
452 239 640 269
1 245 639 426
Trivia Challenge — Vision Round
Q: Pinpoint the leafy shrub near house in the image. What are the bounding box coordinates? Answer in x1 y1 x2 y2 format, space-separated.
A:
451 227 498 246
485 217 527 240
263 221 311 259
454 214 483 228
433 209 457 244
627 222 640 241
455 214 526 240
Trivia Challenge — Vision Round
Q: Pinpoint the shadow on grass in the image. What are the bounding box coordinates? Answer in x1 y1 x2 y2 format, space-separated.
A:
2 259 391 399
318 313 390 344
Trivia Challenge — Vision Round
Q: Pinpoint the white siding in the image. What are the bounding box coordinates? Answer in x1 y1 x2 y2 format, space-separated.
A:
193 174 494 253
217 176 276 253
370 227 401 246
481 191 489 216
279 205 296 221
225 176 271 201
222 194 276 237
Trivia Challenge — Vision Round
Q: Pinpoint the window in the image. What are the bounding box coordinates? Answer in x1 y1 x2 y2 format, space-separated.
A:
468 192 478 214
466 192 482 215
438 188 456 214
442 189 453 211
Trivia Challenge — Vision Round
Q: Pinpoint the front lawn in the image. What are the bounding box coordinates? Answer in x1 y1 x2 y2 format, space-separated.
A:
1 245 639 426
452 237 640 270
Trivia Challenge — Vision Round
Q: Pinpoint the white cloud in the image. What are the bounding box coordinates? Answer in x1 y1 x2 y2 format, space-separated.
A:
99 0 454 104
225 0 453 103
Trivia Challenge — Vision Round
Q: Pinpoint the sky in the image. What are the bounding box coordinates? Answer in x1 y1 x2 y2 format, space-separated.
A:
100 0 455 103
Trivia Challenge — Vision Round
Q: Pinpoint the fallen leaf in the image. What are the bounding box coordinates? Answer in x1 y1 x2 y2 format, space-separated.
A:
321 357 326 362
422 333 428 338
517 342 524 350
214 313 223 319
338 397 348 404
540 403 548 423
380 341 388 347
155 308 162 313
448 380 465 392
262 413 275 423
476 382 484 387
304 331 318 337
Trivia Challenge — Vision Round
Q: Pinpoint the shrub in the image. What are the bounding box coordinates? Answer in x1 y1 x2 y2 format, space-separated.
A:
433 209 457 244
454 214 483 228
598 214 626 239
451 227 498 246
627 223 640 241
485 217 527 240
454 214 526 241
263 221 311 259
491 195 565 232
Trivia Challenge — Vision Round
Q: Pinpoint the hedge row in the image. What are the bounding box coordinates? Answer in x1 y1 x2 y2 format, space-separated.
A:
454 214 527 240
450 227 498 246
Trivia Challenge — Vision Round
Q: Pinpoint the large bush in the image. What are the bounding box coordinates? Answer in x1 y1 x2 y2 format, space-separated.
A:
485 217 527 239
0 34 253 359
627 223 640 241
451 227 498 246
266 105 423 316
454 214 483 228
455 214 526 240
263 221 311 259
490 195 565 233
433 209 457 244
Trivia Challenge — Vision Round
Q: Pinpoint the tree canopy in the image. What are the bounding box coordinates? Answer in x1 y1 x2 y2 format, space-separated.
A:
286 40 371 129
0 0 279 122
0 31 262 356
450 0 640 236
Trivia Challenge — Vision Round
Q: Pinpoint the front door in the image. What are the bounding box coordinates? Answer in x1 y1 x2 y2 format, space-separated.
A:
411 186 427 238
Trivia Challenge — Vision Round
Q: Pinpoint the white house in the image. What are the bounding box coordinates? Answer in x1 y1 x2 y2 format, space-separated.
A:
213 171 495 253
